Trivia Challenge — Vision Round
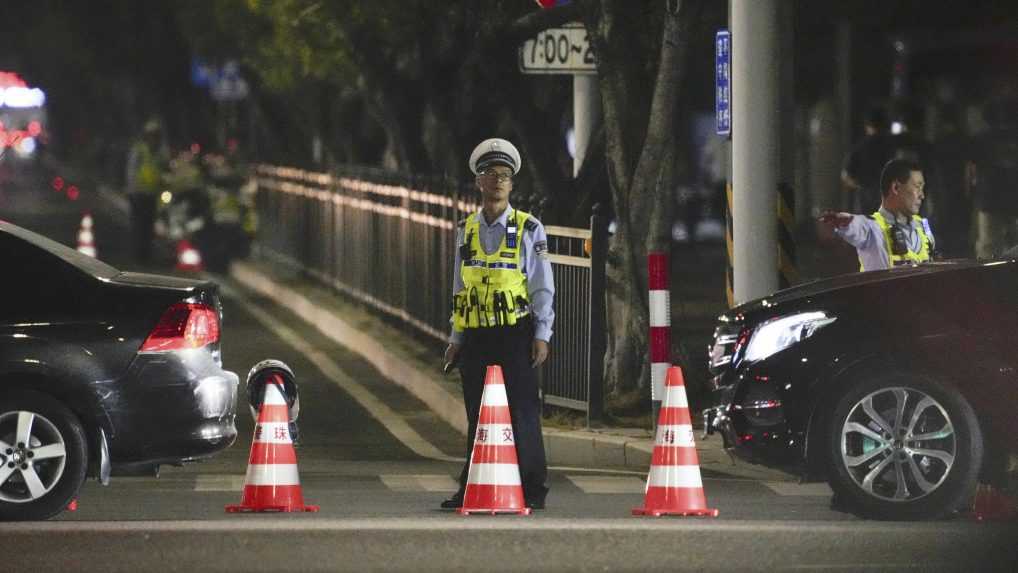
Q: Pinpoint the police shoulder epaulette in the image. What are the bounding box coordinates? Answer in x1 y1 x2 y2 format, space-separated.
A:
524 219 538 233
457 218 467 228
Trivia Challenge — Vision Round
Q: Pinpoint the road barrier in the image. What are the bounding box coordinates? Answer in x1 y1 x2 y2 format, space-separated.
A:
252 165 608 423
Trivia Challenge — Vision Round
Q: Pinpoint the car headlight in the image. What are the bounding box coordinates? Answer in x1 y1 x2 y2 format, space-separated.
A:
742 311 836 363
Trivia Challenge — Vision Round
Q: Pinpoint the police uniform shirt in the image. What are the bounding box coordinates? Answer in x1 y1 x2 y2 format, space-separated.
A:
449 203 555 344
834 206 935 271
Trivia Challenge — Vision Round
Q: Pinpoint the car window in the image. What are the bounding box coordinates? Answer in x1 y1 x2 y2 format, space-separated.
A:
0 221 120 280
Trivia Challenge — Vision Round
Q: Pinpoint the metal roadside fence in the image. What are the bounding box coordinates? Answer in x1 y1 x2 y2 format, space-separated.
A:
252 164 608 424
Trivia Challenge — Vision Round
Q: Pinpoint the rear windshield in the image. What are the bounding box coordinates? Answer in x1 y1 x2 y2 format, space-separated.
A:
0 220 120 279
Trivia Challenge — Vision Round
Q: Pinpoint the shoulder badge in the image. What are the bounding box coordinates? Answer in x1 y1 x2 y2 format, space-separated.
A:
524 219 538 233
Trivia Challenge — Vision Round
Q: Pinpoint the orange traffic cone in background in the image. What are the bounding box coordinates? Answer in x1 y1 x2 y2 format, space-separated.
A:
458 365 531 516
633 366 718 517
969 484 1017 521
76 212 97 258
226 373 318 513
175 239 204 272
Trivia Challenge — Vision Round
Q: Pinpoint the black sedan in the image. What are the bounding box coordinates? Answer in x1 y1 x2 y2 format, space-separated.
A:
0 221 238 520
705 260 1017 520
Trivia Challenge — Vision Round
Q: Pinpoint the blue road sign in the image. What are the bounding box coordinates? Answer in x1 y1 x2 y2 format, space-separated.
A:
715 29 731 137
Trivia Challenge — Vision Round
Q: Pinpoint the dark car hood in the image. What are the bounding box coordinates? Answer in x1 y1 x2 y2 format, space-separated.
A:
727 260 993 319
103 271 211 292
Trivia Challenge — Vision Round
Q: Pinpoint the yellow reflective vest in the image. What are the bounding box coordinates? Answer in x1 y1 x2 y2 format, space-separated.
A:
452 210 533 331
864 211 932 271
132 142 162 193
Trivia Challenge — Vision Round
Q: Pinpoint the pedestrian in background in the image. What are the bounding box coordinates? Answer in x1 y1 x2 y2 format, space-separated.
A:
965 95 1018 259
441 138 555 511
820 158 935 271
125 118 169 263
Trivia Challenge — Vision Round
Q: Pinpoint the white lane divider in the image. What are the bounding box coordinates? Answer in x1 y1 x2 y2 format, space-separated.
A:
565 475 645 494
219 283 460 463
763 482 833 497
194 475 247 492
380 474 459 493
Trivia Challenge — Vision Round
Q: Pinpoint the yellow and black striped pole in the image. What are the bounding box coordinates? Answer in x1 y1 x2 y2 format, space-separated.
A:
777 182 798 289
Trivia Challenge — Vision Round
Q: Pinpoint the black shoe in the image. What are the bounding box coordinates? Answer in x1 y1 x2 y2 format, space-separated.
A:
525 485 549 510
440 491 464 510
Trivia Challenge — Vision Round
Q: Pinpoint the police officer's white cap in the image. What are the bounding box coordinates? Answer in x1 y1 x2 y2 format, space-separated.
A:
469 138 522 176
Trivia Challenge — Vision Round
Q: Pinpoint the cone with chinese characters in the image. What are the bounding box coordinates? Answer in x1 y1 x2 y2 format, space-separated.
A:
633 366 718 517
76 212 97 258
458 365 531 516
226 373 318 513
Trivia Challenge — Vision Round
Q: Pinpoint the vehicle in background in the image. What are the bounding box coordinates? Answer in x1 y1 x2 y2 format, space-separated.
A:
0 221 238 520
704 260 1018 520
0 71 47 162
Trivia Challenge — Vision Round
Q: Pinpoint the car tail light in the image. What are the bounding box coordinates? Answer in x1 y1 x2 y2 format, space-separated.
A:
140 302 220 352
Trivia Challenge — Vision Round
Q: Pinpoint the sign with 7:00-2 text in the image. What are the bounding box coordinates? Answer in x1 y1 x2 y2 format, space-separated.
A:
519 23 596 75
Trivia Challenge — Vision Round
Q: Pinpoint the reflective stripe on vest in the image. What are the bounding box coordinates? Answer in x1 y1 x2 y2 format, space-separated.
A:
452 210 531 331
862 211 932 271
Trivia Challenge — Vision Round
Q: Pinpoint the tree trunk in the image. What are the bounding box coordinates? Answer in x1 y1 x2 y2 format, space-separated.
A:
582 0 706 404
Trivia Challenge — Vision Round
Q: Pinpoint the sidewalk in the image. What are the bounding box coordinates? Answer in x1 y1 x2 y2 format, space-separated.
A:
229 256 796 482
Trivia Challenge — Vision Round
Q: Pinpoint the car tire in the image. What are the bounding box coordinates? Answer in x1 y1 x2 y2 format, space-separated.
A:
825 371 983 520
0 391 89 521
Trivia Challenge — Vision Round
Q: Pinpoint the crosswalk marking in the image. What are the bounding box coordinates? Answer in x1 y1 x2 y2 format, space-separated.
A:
763 482 833 497
565 475 645 494
380 474 459 493
194 475 247 492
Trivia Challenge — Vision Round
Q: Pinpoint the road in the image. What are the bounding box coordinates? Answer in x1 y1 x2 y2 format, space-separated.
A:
0 157 1015 572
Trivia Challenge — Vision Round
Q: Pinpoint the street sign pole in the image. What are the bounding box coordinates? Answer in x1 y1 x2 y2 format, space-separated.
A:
518 23 598 177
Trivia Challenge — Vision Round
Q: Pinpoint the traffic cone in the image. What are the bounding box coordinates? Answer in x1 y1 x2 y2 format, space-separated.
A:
458 365 531 516
969 484 1017 521
226 373 318 513
175 239 204 272
76 212 97 258
633 366 719 517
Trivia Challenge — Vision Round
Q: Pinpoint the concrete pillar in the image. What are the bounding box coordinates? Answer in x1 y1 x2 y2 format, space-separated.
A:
732 0 780 303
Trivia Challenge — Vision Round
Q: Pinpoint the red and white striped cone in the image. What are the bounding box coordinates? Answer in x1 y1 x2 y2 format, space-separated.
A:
633 366 718 517
226 373 318 513
176 239 204 272
458 365 531 516
648 253 670 405
76 212 97 258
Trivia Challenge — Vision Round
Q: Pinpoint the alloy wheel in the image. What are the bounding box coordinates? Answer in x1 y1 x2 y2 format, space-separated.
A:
0 410 68 503
839 386 956 503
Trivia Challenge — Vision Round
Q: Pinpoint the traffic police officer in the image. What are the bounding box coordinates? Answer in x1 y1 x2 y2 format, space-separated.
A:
820 158 935 271
125 118 169 263
441 138 555 510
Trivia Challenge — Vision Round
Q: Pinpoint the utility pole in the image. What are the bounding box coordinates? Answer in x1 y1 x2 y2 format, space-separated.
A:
731 0 788 304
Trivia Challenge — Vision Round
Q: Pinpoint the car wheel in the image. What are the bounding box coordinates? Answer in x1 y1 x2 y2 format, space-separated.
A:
825 372 983 520
0 391 88 521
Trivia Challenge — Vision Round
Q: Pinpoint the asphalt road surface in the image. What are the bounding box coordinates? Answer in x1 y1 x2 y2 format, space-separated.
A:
1 157 1015 572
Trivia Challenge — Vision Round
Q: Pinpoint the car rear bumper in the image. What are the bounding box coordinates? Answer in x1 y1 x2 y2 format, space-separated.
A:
99 349 239 463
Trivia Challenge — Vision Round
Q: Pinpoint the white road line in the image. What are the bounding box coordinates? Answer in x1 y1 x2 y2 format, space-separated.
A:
0 519 971 534
763 482 833 497
194 475 247 492
380 474 459 493
565 475 645 494
220 283 460 463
